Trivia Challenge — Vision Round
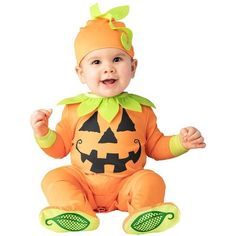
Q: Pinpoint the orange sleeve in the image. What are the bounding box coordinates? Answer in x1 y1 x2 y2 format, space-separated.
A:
145 107 175 160
42 104 78 158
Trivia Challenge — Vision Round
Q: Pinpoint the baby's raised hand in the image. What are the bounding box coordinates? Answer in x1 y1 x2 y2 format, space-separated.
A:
30 109 52 137
180 127 206 149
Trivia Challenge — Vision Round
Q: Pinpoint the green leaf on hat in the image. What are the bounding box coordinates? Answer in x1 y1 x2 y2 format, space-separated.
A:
106 6 129 20
89 3 133 52
120 27 133 51
90 4 129 21
90 3 101 19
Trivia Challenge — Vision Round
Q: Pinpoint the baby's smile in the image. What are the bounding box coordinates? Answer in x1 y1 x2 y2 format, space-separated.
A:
101 78 117 84
100 78 118 88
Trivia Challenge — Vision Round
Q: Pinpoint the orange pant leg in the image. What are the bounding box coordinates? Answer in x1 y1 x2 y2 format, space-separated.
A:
117 169 166 214
41 166 96 216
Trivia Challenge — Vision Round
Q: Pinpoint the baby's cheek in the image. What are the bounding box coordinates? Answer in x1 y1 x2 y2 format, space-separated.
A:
122 74 132 86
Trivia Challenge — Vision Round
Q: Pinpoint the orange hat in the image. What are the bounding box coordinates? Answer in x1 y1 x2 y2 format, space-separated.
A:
74 3 134 65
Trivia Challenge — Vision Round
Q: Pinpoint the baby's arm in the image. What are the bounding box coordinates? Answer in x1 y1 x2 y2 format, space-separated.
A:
145 107 205 160
179 127 206 149
30 109 52 137
30 106 73 158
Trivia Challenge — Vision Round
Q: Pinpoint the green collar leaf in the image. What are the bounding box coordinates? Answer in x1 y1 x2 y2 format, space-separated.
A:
58 92 155 123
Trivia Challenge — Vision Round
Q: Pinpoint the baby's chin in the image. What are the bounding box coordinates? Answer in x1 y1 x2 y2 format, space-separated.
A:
94 89 124 98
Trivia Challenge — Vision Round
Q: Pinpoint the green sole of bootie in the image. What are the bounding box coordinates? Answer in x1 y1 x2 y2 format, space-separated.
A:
39 207 99 232
123 203 180 234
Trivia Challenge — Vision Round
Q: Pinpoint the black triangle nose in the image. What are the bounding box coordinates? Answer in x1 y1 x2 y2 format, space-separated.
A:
98 128 118 143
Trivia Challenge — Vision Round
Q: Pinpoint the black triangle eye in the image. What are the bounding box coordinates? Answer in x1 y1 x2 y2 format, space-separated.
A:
79 112 100 132
117 109 136 132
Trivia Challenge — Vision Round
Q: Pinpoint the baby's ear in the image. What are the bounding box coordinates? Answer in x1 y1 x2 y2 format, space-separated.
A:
75 65 86 83
131 59 138 78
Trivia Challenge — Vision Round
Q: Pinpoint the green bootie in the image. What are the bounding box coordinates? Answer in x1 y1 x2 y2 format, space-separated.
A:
123 203 180 234
39 207 99 232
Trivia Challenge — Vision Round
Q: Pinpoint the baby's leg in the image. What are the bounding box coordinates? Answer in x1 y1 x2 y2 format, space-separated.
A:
117 169 166 213
117 169 180 234
41 165 95 215
40 166 99 232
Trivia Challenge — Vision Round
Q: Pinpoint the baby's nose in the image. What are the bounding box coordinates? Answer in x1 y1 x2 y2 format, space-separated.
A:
104 66 115 74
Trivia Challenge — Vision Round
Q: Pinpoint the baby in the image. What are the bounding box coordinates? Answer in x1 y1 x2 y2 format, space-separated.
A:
30 4 205 234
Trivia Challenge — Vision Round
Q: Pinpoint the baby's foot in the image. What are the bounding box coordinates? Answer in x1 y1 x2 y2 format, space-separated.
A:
123 202 180 234
39 207 99 232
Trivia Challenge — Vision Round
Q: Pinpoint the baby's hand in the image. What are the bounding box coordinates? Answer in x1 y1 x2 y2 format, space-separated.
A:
30 109 52 137
180 127 206 149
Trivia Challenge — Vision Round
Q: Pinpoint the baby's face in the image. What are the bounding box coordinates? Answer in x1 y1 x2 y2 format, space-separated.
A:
76 48 137 97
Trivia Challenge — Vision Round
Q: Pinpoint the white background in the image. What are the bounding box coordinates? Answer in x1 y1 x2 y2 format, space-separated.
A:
0 0 235 235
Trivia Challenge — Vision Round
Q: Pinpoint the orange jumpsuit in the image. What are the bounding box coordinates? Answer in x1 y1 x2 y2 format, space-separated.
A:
40 103 176 217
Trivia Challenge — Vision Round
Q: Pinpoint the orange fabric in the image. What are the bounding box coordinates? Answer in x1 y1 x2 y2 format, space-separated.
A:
40 105 175 215
74 18 134 64
42 105 175 176
117 169 166 214
42 166 165 215
41 166 96 216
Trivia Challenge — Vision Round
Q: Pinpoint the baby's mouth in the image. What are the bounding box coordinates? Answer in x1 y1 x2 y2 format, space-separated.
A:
101 79 117 85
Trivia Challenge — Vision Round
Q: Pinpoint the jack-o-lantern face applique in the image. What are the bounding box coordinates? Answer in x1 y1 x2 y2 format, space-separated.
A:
75 109 141 173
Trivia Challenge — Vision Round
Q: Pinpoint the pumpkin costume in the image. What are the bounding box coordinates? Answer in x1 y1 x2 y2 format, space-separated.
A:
35 4 188 234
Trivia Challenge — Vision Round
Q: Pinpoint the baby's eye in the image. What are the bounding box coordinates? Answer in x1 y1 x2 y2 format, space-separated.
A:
113 57 122 63
91 60 101 65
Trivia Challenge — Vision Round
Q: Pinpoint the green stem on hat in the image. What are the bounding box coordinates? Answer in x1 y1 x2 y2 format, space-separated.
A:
90 3 133 51
90 3 129 20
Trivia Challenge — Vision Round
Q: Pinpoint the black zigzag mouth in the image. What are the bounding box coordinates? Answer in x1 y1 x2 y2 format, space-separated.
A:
76 139 141 173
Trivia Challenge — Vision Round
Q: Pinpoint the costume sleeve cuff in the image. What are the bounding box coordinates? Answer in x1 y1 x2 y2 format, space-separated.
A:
169 135 188 157
35 129 57 148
